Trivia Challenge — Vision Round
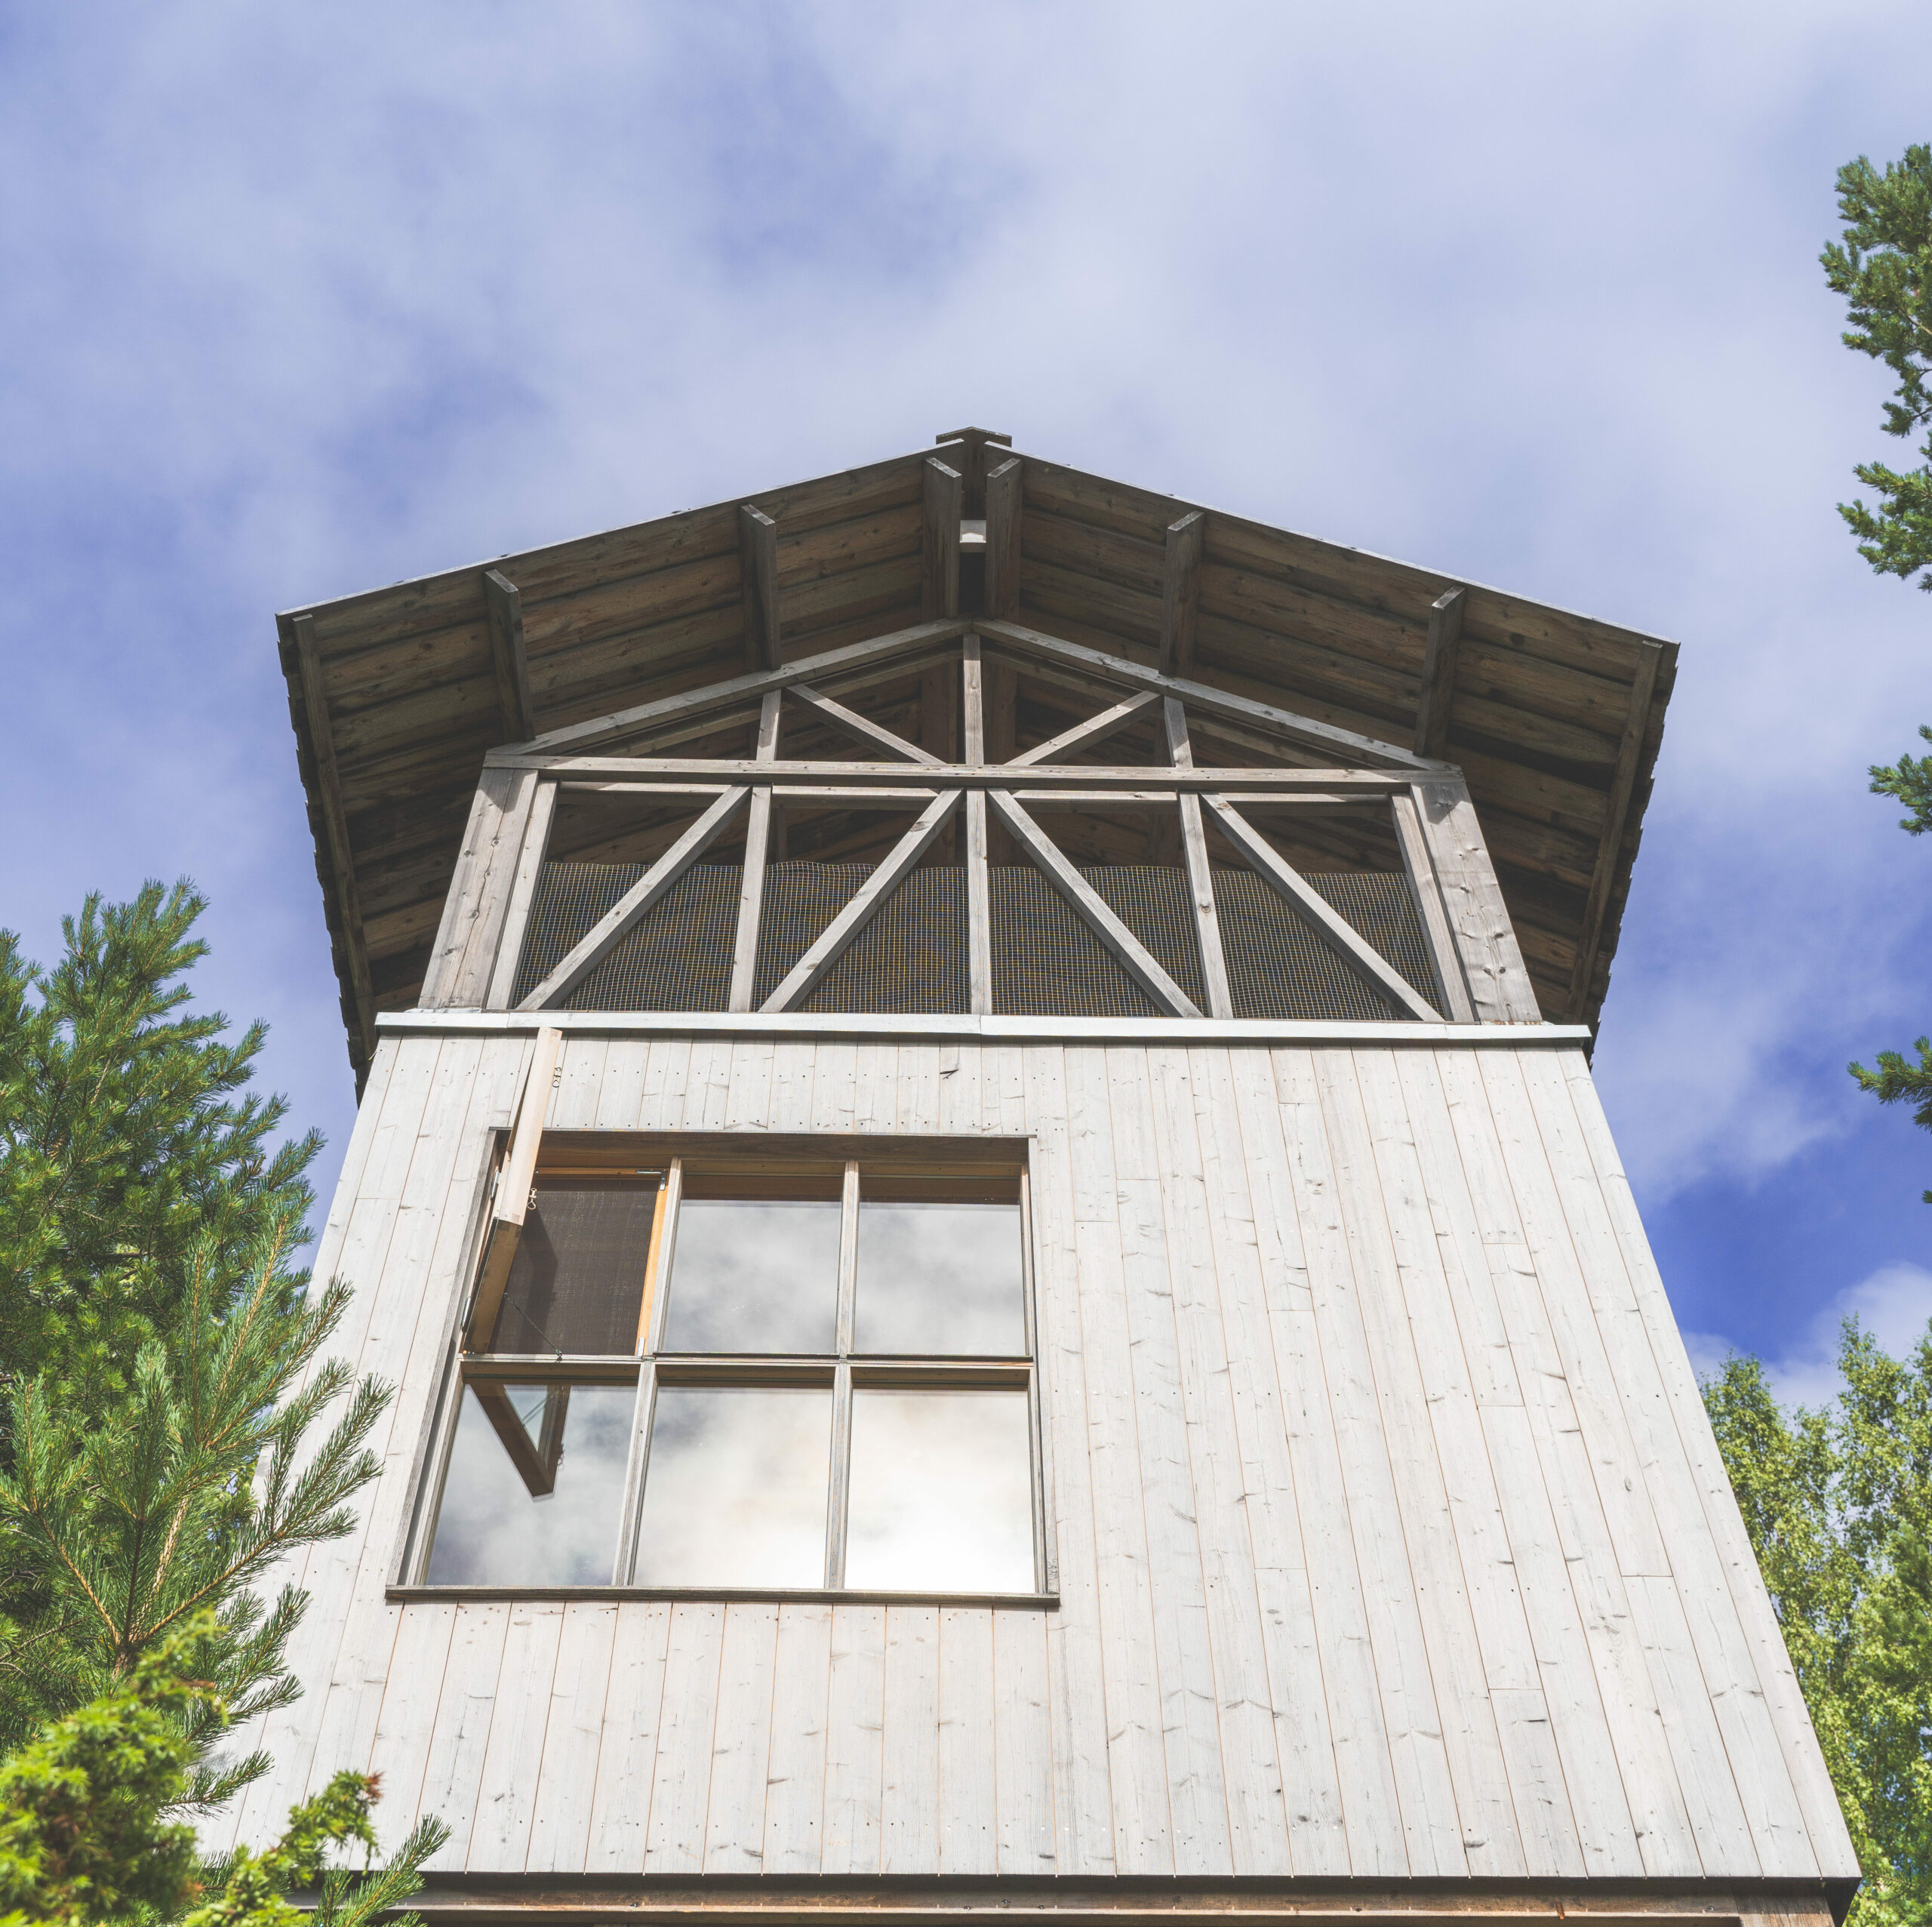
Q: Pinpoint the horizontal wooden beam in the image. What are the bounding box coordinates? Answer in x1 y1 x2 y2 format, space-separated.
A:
977 617 1438 771
502 617 974 760
502 756 1411 793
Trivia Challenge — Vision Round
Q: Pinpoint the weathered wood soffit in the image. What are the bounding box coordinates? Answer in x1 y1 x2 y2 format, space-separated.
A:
277 429 1675 1083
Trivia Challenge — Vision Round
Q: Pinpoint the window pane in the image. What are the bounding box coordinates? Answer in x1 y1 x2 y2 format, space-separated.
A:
490 1184 657 1355
426 1381 634 1586
855 1202 1024 1356
660 1200 841 1353
633 1387 830 1587
844 1389 1033 1593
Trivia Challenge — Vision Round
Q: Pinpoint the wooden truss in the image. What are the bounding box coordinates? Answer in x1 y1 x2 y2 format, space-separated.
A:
422 614 1545 1027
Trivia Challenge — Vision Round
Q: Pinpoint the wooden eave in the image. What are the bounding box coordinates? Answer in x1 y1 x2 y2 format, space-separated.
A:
278 440 1675 1085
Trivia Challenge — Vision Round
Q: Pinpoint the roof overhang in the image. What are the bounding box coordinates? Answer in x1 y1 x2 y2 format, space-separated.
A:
278 434 1674 1084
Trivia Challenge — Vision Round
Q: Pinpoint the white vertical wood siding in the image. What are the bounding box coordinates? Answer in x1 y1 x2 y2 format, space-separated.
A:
220 1036 1855 1885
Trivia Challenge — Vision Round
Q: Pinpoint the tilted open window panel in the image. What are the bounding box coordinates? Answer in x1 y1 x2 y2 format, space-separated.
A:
424 614 1543 1027
402 1125 1048 1602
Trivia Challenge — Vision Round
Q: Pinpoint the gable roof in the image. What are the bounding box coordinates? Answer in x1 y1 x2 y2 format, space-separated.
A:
278 433 1675 1083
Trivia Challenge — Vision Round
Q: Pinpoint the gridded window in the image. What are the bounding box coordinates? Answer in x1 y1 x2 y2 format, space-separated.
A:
414 1144 1042 1597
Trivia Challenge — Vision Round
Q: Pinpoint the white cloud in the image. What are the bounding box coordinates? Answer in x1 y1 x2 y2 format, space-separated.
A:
1684 1261 1932 1411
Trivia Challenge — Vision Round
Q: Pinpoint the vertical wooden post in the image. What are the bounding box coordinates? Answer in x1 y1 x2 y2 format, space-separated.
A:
740 505 780 671
1414 775 1543 1021
922 459 963 620
1163 698 1234 1018
291 613 377 1068
1390 790 1474 1021
482 570 538 742
963 637 993 1015
483 778 558 1010
1158 511 1205 677
1412 586 1467 760
983 456 1022 620
728 691 783 1011
825 1159 861 1589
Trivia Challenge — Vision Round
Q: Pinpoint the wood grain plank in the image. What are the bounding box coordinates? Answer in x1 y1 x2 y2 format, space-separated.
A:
483 569 538 740
992 1608 1056 1874
763 1603 833 1875
644 1602 727 1873
584 1600 673 1872
417 1605 512 1873
938 1608 998 1876
1309 1048 1522 1877
1414 779 1543 1023
1226 1048 1405 1877
1413 586 1467 759
822 1603 886 1875
524 1603 620 1873
1062 1047 1175 1874
362 1602 457 1855
466 1603 566 1869
703 1603 780 1873
881 1605 941 1873
1552 1055 1856 1879
1271 1049 1465 1874
1021 1047 1116 1876
1186 1052 1349 1876
1134 1048 1286 1874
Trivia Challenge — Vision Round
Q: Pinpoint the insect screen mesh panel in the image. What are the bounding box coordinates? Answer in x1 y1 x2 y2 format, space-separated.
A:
1212 870 1438 1020
512 861 737 1011
991 867 1158 1017
1084 866 1208 1011
801 866 968 1014
490 1184 658 1354
750 862 873 1008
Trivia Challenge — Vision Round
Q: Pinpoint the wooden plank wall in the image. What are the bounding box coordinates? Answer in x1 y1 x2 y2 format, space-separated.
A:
217 1036 1849 1888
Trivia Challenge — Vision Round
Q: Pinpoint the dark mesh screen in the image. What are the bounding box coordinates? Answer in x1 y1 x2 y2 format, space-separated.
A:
491 1184 659 1354
511 860 1439 1020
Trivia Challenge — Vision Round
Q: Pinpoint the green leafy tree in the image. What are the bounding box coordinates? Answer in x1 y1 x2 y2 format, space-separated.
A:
1705 1325 1932 1927
1826 150 1932 1194
0 881 321 1422
0 1617 444 1927
1823 144 1932 587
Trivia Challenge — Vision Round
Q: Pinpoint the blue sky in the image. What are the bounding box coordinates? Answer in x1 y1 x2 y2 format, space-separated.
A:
3 2 1930 1404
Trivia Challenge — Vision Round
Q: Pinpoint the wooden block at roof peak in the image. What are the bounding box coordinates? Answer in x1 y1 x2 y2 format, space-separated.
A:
1413 584 1467 760
739 504 780 673
481 569 537 743
933 426 1011 514
1158 510 1205 677
922 458 963 620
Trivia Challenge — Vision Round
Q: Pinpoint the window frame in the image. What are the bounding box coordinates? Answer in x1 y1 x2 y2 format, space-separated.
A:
395 1132 1054 1605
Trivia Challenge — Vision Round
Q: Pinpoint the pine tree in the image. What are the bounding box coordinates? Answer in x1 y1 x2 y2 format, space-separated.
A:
1825 151 1932 1196
0 1616 445 1927
0 884 389 1797
0 881 321 1422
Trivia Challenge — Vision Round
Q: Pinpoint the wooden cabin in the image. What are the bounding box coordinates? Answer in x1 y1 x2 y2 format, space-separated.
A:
228 431 1857 1927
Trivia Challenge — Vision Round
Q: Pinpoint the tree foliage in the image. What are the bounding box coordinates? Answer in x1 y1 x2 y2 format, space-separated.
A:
0 881 320 1423
1705 1325 1932 1927
0 1618 444 1927
1823 144 1932 588
0 884 389 1801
